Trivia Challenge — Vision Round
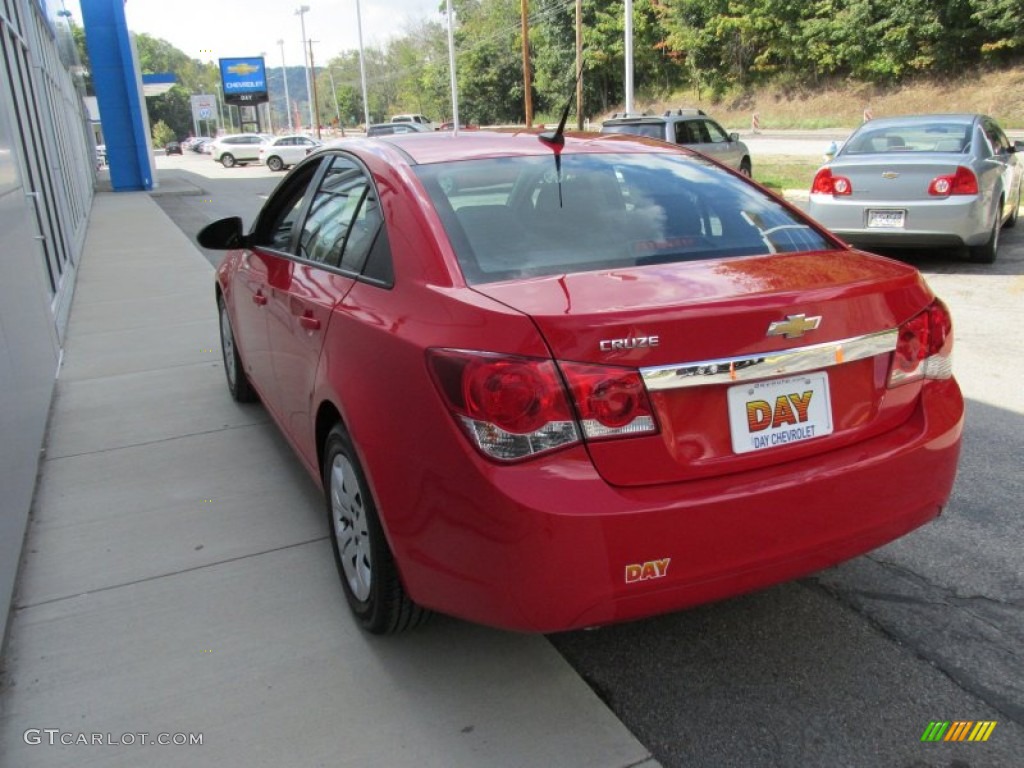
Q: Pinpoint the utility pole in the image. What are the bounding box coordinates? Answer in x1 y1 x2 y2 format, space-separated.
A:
575 0 583 130
520 0 532 127
308 40 321 139
445 0 459 131
624 0 634 115
277 39 292 131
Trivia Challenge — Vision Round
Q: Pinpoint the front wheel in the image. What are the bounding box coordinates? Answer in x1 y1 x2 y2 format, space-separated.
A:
739 157 752 177
267 156 284 172
218 296 257 402
323 425 429 634
220 153 236 168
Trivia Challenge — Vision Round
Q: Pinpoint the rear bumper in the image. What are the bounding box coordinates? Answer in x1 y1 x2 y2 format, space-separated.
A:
392 380 963 632
808 194 989 248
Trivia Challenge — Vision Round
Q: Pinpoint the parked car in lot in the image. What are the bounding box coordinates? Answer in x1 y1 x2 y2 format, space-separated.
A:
182 136 210 152
366 122 431 137
259 134 322 171
391 113 434 131
164 141 182 155
601 108 752 175
807 114 1023 263
200 130 963 635
209 133 269 167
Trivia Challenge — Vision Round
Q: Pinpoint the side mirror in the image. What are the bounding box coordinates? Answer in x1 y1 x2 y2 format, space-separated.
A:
1013 141 1024 153
197 217 249 250
729 132 740 143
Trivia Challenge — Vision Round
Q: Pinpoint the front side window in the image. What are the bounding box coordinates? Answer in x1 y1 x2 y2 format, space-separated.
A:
415 152 831 284
252 158 325 251
704 121 730 143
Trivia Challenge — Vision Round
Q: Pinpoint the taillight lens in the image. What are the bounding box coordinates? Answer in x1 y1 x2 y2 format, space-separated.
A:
427 350 659 461
811 168 853 196
559 362 658 440
888 299 954 387
428 350 579 460
928 166 978 196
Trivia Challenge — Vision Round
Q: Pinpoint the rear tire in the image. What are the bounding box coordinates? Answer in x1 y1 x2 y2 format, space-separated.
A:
323 425 429 634
267 156 284 172
967 206 1000 264
1006 186 1020 229
221 153 236 168
218 296 257 402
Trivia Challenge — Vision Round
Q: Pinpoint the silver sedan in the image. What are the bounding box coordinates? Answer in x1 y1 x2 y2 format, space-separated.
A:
807 114 1023 263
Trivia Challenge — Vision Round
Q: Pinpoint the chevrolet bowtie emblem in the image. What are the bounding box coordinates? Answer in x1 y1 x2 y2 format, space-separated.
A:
767 314 821 339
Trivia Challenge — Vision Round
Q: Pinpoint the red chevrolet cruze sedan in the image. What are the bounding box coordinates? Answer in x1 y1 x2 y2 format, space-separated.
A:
199 130 964 634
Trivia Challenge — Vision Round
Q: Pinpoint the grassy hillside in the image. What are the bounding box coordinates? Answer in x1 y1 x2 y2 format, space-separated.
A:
623 67 1024 132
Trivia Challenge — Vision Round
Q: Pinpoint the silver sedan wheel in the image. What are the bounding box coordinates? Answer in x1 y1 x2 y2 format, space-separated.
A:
220 304 237 388
330 454 372 602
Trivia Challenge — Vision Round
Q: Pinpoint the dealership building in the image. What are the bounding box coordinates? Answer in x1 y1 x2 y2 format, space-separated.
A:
0 0 151 641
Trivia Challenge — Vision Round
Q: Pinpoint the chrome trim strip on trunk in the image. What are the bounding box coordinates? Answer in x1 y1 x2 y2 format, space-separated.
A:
641 329 898 391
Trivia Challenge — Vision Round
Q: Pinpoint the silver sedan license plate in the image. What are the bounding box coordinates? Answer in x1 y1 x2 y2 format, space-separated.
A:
867 209 905 228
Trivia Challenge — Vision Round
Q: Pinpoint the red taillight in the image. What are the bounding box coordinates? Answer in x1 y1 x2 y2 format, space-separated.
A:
928 166 978 196
559 362 658 440
428 350 658 460
888 299 954 387
811 168 853 196
463 357 562 434
428 350 579 460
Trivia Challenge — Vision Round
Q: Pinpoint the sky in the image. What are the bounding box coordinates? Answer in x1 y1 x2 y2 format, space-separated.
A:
60 0 446 66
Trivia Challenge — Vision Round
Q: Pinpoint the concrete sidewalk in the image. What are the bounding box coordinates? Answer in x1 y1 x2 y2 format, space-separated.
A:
0 191 659 768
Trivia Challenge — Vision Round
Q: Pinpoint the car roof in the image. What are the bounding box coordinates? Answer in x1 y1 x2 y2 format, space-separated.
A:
857 114 981 129
324 130 686 165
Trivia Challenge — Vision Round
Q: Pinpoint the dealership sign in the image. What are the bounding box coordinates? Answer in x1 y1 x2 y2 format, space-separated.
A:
219 57 268 105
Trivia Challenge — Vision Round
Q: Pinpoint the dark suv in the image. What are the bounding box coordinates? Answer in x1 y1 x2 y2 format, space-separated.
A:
601 109 752 176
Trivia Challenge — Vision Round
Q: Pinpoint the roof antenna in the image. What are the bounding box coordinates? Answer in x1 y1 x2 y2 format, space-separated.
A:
539 64 585 147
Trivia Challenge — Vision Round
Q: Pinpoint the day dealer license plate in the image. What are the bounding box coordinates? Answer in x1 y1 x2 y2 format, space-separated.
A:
727 372 834 454
867 209 906 228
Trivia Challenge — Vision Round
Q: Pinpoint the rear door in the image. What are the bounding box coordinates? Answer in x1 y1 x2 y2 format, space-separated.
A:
264 154 383 460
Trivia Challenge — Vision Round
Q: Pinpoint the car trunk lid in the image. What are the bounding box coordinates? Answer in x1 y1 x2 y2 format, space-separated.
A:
472 250 935 486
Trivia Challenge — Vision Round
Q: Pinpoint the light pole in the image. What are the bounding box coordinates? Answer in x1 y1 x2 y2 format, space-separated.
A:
354 0 371 128
295 5 314 131
260 52 273 134
277 39 292 131
327 66 342 127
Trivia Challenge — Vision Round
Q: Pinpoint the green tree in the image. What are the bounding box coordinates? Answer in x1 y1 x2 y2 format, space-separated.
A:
151 119 175 146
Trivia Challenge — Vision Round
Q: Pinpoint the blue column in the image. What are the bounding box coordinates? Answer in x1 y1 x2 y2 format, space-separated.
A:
80 0 153 190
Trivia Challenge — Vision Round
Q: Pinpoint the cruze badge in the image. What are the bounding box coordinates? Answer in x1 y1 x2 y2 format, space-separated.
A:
767 314 821 339
599 335 660 352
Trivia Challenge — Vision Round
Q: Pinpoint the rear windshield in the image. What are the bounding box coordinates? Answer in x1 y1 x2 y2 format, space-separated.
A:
600 122 664 140
414 153 830 284
843 123 971 154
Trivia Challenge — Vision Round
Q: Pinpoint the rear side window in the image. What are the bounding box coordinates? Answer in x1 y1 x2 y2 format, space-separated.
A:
601 122 664 140
415 153 830 284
